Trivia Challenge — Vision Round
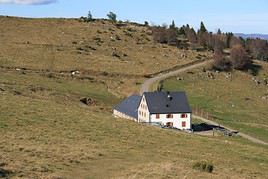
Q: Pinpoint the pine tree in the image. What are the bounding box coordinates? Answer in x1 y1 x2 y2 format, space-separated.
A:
200 21 207 33
169 20 176 29
217 29 222 34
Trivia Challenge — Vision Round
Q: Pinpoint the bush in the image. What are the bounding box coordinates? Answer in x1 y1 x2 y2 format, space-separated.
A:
193 161 214 173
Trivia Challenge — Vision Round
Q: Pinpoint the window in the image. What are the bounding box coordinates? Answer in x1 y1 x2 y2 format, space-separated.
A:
166 114 173 118
156 114 160 119
181 114 187 118
182 121 186 127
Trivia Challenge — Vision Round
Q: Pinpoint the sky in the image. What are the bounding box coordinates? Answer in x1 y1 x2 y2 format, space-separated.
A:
0 0 268 34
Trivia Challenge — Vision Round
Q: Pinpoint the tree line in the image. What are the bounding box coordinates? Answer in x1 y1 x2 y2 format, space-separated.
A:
81 11 268 72
151 21 268 71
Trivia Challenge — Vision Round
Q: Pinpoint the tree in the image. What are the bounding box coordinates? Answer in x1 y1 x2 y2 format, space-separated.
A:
87 11 93 22
199 21 207 33
178 26 186 36
213 49 230 71
144 21 149 26
186 27 197 44
226 32 233 48
213 35 225 52
230 45 251 70
246 38 268 61
151 26 168 43
230 36 243 48
151 26 178 45
169 20 176 29
107 12 117 22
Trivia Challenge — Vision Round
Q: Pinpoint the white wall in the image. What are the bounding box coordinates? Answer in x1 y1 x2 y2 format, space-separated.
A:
113 109 137 121
150 113 191 130
137 95 150 123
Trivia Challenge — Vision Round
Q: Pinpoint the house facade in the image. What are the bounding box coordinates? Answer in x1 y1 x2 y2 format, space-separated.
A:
138 91 192 130
113 91 192 130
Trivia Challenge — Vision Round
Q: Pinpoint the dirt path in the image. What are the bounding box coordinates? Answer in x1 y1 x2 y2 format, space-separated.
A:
140 60 212 94
141 59 268 146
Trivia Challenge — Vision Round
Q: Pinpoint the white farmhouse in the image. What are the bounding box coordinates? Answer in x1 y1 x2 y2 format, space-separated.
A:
138 91 192 130
113 91 192 130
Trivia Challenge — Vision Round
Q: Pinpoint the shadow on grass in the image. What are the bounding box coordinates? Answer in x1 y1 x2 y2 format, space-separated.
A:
0 168 12 178
246 63 262 76
192 123 223 132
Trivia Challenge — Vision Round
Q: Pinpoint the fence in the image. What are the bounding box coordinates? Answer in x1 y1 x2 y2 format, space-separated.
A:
192 107 215 122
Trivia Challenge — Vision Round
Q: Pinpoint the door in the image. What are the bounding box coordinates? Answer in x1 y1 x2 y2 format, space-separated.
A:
167 122 173 127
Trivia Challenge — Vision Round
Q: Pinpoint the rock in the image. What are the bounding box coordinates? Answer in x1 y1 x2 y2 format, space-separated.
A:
112 52 121 58
71 70 80 76
176 77 184 81
80 97 97 106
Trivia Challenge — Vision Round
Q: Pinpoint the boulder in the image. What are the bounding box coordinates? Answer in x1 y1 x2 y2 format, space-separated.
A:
80 97 97 106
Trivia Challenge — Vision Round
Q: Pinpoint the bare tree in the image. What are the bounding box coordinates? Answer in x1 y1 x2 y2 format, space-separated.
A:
230 36 243 48
246 38 268 61
213 49 230 71
230 45 251 70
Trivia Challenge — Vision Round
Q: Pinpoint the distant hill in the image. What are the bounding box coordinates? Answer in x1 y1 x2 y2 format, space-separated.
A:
235 33 268 40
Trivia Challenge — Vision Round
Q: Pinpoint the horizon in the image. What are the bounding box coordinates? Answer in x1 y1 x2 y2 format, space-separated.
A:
0 0 268 34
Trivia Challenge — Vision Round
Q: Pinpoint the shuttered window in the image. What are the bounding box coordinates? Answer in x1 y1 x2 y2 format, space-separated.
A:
181 114 187 118
182 121 186 127
166 114 173 118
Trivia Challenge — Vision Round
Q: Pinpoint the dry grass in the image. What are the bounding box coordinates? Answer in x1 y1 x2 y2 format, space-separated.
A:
0 71 267 178
0 17 267 178
0 16 211 97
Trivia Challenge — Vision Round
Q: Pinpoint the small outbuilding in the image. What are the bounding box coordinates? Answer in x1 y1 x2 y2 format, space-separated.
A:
113 95 141 121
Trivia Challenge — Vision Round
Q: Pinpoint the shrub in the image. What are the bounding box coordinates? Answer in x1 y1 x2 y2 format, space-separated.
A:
193 161 214 173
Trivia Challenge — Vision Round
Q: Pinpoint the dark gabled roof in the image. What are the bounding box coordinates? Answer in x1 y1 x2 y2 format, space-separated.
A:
144 91 191 114
114 95 141 119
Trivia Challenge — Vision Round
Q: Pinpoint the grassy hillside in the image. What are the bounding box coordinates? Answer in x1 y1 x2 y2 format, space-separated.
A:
0 17 267 178
162 60 268 143
0 16 210 97
0 70 267 178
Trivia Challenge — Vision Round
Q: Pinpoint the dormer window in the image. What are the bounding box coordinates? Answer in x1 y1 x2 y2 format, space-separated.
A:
166 114 173 118
181 114 187 118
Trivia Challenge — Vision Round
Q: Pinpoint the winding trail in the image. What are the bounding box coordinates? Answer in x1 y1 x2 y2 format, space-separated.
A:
140 60 268 146
140 60 212 94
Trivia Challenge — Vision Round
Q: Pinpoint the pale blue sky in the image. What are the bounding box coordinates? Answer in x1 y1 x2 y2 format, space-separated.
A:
0 0 268 33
